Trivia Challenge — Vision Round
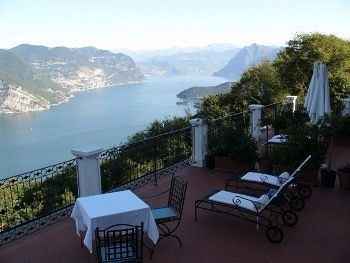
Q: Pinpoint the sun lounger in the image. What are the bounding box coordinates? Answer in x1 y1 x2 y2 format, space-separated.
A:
226 155 312 196
195 176 298 243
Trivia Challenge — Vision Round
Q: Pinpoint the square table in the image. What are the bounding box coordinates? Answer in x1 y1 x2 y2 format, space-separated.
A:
71 190 159 252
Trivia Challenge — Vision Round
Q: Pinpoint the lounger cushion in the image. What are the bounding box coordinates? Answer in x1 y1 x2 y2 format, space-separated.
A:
241 172 280 186
278 172 291 184
268 134 288 144
266 189 277 198
209 191 270 213
279 172 290 180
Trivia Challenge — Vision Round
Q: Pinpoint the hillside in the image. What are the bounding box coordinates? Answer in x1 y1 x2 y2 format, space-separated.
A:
0 44 144 113
177 82 232 100
214 44 280 80
10 44 144 91
0 49 63 104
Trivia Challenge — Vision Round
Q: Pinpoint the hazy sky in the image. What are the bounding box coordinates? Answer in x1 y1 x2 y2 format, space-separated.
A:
0 0 349 50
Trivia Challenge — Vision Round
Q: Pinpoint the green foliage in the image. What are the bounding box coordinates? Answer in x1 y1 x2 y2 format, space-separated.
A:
101 116 192 192
208 119 258 166
0 166 77 231
200 93 236 119
19 169 77 216
271 122 327 170
318 114 350 137
201 33 350 120
201 62 285 118
127 116 191 143
231 62 285 107
270 107 326 170
271 105 310 134
331 116 350 136
274 33 350 106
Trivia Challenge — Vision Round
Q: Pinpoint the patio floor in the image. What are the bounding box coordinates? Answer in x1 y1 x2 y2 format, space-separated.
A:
0 165 349 263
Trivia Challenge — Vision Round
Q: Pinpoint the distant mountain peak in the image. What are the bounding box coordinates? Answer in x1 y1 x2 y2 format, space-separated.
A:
213 44 281 80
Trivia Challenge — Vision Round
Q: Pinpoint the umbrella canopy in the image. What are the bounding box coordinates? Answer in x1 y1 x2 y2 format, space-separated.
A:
304 62 331 123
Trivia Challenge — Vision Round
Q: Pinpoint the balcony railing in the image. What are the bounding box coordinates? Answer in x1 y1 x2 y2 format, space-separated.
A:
0 159 78 238
0 99 302 246
100 126 193 192
207 111 250 155
0 126 193 245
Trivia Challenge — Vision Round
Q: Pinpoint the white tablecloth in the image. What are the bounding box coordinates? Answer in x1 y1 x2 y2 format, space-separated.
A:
71 190 159 252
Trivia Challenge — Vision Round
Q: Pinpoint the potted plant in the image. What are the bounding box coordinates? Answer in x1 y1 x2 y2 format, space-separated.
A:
270 122 327 185
271 106 309 135
205 154 215 170
331 115 350 145
337 164 350 189
323 115 350 189
207 123 258 174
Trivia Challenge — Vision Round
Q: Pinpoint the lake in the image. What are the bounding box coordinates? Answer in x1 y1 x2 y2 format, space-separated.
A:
0 75 225 178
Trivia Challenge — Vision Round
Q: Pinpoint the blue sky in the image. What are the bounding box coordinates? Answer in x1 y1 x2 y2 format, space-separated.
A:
0 0 349 50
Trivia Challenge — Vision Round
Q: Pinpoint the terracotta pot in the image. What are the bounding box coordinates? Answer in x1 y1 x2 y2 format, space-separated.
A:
205 155 215 170
299 168 319 186
320 169 336 188
214 156 252 174
337 169 350 190
333 136 350 147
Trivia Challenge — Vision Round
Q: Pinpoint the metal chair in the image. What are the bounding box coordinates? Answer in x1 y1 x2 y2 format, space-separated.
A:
151 176 188 248
95 223 144 263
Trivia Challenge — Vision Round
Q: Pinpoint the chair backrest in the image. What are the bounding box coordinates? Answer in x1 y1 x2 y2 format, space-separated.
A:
290 155 312 178
259 156 311 212
95 223 144 263
168 176 188 219
259 173 297 212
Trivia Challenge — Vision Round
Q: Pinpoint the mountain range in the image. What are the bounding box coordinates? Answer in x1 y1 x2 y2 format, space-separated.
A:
123 43 280 79
123 44 240 76
174 44 281 101
0 49 63 105
0 44 143 113
10 44 144 91
214 44 280 80
0 42 281 113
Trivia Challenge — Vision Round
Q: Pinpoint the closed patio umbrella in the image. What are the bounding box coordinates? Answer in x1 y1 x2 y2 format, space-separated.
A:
304 62 331 124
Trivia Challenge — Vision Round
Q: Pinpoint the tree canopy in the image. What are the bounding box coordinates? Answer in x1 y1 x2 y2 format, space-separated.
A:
274 33 350 107
201 33 350 118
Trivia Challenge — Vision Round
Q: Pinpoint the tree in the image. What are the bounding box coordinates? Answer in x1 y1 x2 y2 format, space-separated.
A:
201 62 284 118
201 33 350 119
274 33 350 108
127 116 191 143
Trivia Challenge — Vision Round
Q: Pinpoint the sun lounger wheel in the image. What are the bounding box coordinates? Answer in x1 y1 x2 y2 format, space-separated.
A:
289 196 305 212
282 210 298 227
266 226 283 243
298 185 312 199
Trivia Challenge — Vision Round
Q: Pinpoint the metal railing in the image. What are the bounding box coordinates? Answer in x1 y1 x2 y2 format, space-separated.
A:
260 103 281 143
0 159 78 234
261 103 280 127
207 111 250 156
100 126 193 192
261 102 304 136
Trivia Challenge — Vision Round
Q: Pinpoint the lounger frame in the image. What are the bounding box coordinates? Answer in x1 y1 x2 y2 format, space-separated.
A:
194 178 298 243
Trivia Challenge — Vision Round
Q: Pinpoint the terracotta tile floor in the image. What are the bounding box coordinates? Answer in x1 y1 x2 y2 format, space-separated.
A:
0 165 349 263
